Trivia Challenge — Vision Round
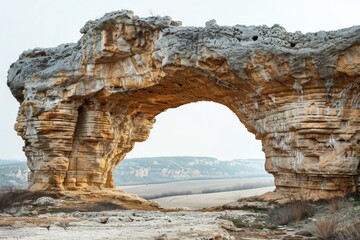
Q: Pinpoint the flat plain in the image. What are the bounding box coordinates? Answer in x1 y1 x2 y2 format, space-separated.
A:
119 177 274 209
153 186 275 209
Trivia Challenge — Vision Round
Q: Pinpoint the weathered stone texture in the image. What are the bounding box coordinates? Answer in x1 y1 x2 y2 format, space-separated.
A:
7 10 360 199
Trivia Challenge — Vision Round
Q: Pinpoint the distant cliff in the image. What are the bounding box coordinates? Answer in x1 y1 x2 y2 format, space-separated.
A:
0 157 270 188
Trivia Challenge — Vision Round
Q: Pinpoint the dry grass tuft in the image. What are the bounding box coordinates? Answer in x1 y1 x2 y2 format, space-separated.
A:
269 200 314 225
313 218 360 240
313 217 338 240
335 221 360 240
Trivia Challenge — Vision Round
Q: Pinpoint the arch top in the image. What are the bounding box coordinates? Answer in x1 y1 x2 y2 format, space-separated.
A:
7 10 360 199
8 10 360 104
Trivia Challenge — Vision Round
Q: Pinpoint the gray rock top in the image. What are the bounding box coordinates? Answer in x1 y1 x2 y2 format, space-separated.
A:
7 10 360 103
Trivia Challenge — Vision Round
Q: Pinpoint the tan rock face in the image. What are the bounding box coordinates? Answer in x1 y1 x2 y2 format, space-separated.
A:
7 11 360 199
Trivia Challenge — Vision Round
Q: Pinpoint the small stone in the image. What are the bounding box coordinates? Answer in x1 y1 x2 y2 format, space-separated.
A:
295 229 313 237
23 200 33 204
4 207 18 215
12 202 21 207
33 197 58 206
98 217 108 224
155 234 168 240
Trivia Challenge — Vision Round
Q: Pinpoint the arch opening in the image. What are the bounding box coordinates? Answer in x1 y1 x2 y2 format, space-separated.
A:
127 101 264 161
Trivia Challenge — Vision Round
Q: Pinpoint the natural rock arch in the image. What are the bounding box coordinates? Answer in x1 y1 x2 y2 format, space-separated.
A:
7 10 360 199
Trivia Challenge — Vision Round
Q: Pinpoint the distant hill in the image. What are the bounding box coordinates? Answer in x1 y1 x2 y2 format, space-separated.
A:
0 157 271 188
0 160 28 188
114 157 270 185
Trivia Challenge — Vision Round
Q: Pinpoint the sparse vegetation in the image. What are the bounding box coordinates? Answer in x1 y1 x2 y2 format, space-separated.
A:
313 217 338 240
220 215 278 231
86 201 125 212
336 221 360 240
353 200 360 207
0 188 60 211
347 192 360 207
0 188 126 214
227 218 247 228
50 201 125 213
269 200 315 225
312 219 360 240
329 197 343 213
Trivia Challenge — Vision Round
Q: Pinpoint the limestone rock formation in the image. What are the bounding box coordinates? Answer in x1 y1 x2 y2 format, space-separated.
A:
7 10 360 199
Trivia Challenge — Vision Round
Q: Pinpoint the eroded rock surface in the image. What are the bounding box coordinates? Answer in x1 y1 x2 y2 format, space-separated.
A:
7 10 360 199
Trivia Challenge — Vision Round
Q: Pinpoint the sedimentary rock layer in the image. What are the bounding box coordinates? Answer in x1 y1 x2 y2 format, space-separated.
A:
7 10 360 199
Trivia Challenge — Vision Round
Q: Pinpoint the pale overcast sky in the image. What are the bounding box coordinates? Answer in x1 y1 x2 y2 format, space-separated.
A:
1 0 359 161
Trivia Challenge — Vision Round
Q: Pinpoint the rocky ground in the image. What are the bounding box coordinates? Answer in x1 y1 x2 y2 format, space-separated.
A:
1 190 360 239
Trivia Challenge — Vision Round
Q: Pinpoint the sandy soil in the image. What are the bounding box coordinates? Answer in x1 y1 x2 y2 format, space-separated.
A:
153 186 275 210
